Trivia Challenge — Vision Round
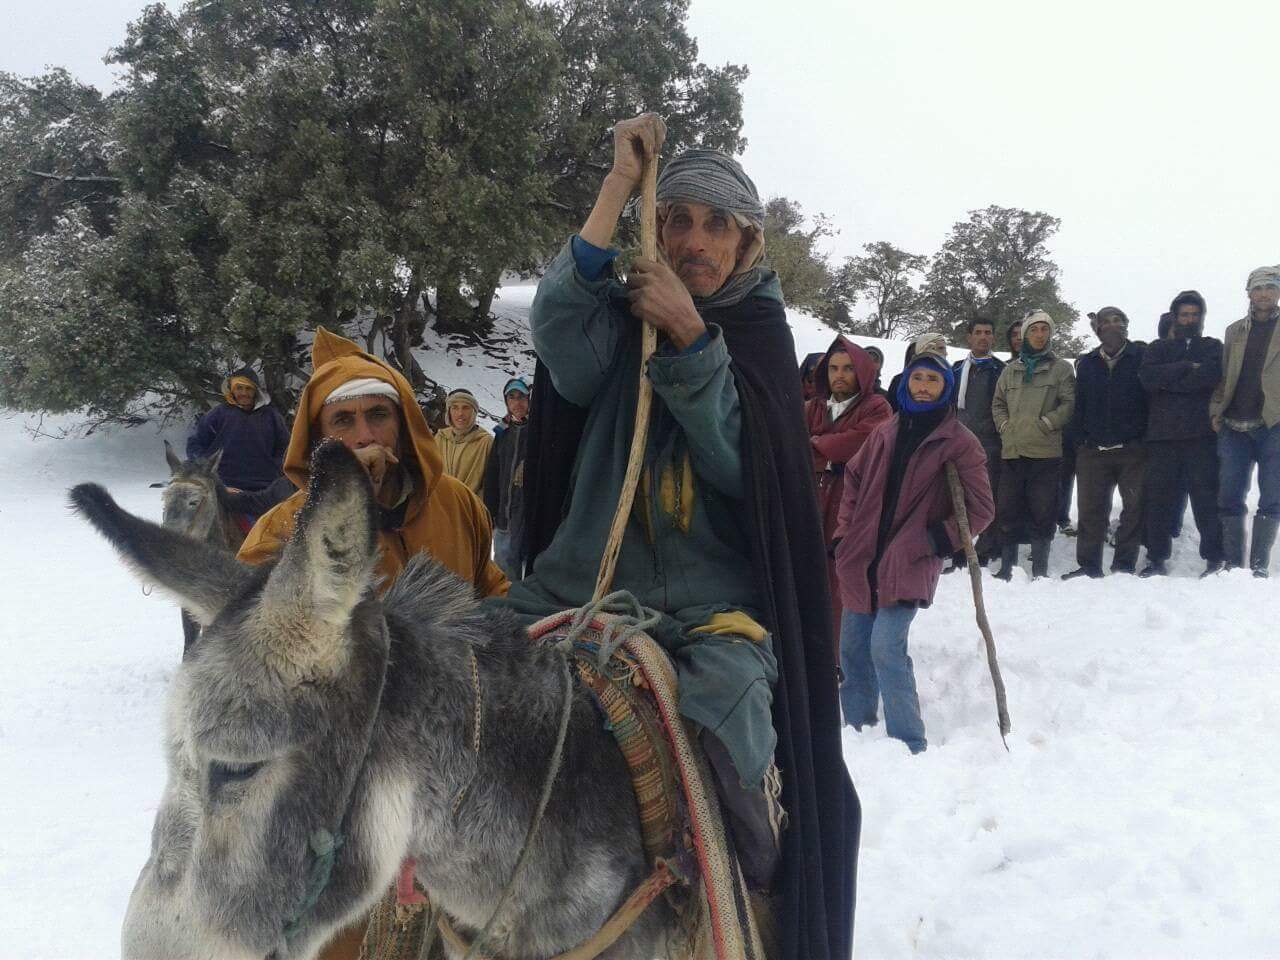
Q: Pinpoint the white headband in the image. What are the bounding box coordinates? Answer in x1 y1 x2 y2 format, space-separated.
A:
323 377 401 407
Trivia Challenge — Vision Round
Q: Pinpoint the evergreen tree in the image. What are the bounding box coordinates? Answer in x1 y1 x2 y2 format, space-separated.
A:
0 0 747 421
923 205 1082 351
836 241 928 339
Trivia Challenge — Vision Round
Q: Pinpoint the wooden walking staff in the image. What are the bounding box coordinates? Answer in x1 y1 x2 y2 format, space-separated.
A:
592 140 659 601
945 462 1012 748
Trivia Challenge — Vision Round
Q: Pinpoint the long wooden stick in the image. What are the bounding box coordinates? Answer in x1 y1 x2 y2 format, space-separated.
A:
592 155 658 601
945 462 1011 747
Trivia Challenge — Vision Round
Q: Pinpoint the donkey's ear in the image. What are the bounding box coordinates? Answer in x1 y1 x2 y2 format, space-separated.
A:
70 484 250 625
164 440 183 475
204 447 224 475
259 440 379 630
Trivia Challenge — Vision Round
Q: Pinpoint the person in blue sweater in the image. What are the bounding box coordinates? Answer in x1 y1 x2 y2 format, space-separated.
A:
186 367 289 492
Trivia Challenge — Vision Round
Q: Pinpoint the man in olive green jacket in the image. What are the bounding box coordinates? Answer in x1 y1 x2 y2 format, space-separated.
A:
991 310 1076 579
1210 265 1280 576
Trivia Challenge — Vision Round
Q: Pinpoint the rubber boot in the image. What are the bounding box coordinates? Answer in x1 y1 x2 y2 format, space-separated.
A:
1222 514 1246 569
1030 537 1051 580
993 543 1018 581
1250 514 1278 579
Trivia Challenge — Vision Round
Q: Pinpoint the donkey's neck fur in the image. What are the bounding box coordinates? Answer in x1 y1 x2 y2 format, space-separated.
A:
336 560 661 958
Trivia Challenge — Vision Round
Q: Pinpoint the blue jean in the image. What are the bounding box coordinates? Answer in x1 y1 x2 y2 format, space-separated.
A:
839 606 927 753
1217 423 1280 518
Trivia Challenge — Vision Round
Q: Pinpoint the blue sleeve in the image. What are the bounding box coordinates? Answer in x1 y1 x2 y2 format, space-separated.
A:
570 234 621 282
187 407 222 460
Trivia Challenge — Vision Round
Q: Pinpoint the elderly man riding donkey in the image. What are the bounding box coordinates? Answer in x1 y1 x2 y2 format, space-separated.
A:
74 113 856 960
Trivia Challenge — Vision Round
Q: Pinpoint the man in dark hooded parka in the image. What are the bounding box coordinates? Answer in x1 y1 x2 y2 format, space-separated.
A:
501 114 858 960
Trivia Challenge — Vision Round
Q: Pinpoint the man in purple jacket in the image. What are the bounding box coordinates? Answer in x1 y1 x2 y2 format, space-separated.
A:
186 367 289 492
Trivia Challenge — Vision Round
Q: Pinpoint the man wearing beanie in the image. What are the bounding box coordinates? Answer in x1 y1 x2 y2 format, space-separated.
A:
483 376 532 579
1211 266 1280 576
1139 291 1224 577
506 114 857 958
435 387 493 495
991 310 1077 579
1062 307 1148 579
833 333 994 753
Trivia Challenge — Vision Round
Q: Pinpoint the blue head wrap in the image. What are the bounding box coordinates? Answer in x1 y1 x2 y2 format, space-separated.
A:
896 356 955 414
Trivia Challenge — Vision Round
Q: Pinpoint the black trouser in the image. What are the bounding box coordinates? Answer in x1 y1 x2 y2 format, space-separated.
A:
1144 437 1222 563
998 457 1062 542
1057 441 1077 525
1075 442 1146 572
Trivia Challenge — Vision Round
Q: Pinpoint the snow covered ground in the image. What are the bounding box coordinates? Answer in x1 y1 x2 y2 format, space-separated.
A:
1 297 1278 959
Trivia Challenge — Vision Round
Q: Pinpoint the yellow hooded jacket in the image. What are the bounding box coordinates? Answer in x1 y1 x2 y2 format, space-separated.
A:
436 424 494 495
237 328 508 598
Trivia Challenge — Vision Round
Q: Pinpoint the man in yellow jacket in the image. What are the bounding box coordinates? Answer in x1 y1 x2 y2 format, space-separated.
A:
434 387 494 496
238 327 508 597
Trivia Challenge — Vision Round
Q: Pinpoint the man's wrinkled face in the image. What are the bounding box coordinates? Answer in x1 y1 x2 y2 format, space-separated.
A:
1175 304 1202 336
1025 321 1051 352
318 396 401 455
448 401 476 432
505 391 529 422
908 366 946 403
232 383 256 410
1249 285 1280 314
660 201 749 297
968 323 994 357
827 350 857 401
1009 323 1023 355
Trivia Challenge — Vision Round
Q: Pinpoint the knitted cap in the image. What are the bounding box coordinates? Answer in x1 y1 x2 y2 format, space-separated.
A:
1023 309 1055 339
446 388 479 411
1247 265 1280 291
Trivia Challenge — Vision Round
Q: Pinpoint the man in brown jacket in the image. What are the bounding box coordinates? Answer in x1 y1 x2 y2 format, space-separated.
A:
1211 265 1280 577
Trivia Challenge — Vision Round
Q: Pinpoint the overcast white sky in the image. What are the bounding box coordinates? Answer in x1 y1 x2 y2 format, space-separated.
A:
5 0 1278 340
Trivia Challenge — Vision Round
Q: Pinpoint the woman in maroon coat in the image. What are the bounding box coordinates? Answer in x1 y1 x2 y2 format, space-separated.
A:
833 335 994 752
806 336 893 657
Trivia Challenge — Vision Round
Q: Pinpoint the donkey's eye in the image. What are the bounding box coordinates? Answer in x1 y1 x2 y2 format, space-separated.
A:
188 499 201 508
208 760 265 795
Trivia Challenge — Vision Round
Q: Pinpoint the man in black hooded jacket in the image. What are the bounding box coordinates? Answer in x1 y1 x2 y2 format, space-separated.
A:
1139 290 1224 576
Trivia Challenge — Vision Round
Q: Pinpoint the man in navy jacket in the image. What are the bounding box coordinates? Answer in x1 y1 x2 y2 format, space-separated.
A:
1062 308 1148 578
186 367 289 491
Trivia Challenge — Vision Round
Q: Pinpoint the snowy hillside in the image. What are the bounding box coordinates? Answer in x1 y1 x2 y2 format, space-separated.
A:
1 296 1278 959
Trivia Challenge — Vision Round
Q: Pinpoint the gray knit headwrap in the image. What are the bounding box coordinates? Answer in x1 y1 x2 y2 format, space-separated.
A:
655 149 771 311
1247 265 1280 291
656 149 766 226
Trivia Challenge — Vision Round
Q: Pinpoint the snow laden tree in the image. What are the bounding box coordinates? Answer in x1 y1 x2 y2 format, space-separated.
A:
0 0 747 420
923 205 1084 352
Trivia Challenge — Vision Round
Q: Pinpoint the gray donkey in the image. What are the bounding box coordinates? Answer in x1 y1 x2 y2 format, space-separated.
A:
161 441 246 652
73 439 687 960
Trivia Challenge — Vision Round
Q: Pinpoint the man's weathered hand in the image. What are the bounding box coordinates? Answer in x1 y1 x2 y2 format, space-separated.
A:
353 445 399 496
627 257 706 351
609 114 667 191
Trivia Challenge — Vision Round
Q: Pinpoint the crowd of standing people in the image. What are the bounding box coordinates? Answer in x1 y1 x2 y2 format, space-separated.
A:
806 266 1280 754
